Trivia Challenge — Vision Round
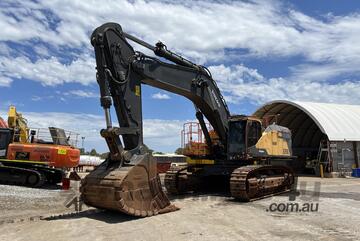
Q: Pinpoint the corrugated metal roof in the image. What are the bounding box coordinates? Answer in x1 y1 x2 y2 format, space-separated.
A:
254 100 360 141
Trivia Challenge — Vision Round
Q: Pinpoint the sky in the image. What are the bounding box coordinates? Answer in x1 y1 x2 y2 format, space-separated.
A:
1 0 360 153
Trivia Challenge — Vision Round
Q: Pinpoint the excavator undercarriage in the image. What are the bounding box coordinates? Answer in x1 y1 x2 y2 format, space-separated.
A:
0 160 64 187
164 164 294 201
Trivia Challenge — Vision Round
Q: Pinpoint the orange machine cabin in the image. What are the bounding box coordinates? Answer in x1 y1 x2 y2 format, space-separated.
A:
6 143 80 168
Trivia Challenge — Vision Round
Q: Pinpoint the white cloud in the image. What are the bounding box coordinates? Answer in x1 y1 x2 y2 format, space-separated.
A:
0 42 11 56
0 54 95 86
0 1 306 59
34 45 50 57
30 95 54 102
0 76 13 87
151 92 171 100
65 90 98 98
1 1 360 64
210 64 264 84
209 64 360 105
31 96 42 101
143 119 185 151
0 109 185 153
1 0 360 104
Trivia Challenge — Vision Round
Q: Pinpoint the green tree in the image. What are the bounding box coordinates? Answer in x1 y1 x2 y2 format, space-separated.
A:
89 148 98 156
79 148 86 155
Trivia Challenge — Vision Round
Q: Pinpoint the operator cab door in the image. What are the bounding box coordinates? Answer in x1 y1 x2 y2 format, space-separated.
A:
246 120 262 149
0 128 13 158
227 119 262 160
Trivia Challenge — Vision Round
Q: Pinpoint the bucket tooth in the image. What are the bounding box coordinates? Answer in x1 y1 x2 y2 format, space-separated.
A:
80 153 178 217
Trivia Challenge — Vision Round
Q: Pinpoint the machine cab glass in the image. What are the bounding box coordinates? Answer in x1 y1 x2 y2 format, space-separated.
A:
227 118 262 160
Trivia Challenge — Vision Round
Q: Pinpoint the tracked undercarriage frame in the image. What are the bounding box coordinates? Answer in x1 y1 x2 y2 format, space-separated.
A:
165 163 295 201
0 160 64 187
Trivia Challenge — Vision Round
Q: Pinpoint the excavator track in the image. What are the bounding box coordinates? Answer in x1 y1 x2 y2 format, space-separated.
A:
0 160 64 187
230 165 294 201
0 165 46 187
164 165 189 195
33 166 64 185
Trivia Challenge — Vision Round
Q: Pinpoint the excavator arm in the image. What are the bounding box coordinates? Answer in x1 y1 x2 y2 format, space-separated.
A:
91 23 230 162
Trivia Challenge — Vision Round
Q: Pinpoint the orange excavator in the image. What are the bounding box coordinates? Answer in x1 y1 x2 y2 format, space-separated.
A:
0 106 80 187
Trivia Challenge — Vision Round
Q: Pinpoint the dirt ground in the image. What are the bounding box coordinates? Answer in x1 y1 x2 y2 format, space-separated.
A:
0 176 359 241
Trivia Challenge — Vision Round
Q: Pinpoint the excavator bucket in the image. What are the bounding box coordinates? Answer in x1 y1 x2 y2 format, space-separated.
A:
80 153 178 217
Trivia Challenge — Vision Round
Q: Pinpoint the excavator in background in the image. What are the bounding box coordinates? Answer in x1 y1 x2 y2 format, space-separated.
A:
81 23 295 217
0 106 80 187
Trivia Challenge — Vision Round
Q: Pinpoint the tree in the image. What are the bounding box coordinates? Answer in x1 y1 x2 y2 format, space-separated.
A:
89 148 98 156
175 148 184 155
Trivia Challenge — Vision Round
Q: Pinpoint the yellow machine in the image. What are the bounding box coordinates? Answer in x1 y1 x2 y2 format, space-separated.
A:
7 106 29 143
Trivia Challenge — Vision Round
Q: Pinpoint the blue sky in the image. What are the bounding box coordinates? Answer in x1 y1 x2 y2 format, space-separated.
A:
1 0 360 153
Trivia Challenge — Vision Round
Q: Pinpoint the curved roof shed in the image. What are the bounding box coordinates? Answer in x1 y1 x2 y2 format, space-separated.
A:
253 100 360 150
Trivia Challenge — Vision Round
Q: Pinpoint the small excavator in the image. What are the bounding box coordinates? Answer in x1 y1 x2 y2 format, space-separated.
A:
0 106 80 187
81 23 295 217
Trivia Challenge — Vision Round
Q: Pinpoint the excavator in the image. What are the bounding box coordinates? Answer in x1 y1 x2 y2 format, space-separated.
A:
0 106 80 187
81 22 295 217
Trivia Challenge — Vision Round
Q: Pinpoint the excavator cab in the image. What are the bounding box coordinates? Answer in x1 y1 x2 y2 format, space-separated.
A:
0 128 13 158
227 116 293 160
227 117 262 160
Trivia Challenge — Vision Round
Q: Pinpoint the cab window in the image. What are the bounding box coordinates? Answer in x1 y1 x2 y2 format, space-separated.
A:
247 121 261 147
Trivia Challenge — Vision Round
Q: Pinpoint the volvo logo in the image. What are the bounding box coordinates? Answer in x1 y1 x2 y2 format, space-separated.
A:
211 89 221 108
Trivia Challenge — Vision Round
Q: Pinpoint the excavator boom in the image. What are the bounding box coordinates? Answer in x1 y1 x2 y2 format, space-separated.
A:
91 23 230 154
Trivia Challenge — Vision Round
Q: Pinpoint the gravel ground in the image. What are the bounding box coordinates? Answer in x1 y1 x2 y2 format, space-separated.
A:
0 176 359 241
0 182 84 224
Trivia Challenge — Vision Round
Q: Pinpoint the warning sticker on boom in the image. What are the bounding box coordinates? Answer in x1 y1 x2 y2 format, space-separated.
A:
135 85 141 96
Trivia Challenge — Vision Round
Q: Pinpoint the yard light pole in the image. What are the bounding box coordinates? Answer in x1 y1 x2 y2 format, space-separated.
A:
81 136 85 149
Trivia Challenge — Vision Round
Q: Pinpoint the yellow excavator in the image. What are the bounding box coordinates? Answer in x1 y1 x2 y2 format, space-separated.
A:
81 23 295 217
